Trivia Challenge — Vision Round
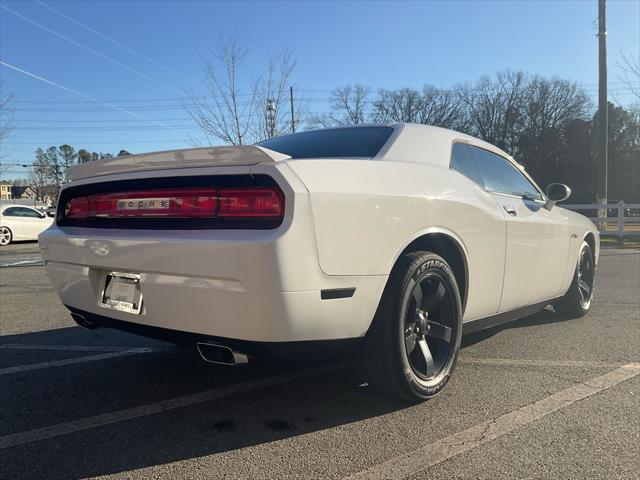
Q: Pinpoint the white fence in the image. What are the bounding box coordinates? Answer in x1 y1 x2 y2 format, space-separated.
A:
0 199 49 210
562 202 640 237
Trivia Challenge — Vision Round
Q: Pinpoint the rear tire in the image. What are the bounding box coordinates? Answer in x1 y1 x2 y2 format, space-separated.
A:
0 226 12 246
362 251 462 402
554 240 595 318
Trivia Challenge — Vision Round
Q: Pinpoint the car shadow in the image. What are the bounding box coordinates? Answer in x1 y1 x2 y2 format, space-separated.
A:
462 307 576 347
0 326 413 479
2 305 573 478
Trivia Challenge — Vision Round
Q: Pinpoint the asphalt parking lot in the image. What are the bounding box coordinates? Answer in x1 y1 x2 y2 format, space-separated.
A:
1 242 638 479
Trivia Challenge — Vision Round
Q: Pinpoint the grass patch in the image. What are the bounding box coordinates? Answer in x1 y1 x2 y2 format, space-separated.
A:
600 236 640 248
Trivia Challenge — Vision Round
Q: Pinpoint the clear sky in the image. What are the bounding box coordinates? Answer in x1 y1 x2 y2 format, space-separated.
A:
1 0 638 179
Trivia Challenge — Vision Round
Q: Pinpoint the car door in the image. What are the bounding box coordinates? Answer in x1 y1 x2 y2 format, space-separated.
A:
473 147 571 311
1 207 28 239
19 207 49 239
450 143 506 319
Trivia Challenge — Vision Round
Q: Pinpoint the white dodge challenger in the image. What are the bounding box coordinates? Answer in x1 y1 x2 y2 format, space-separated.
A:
39 123 598 401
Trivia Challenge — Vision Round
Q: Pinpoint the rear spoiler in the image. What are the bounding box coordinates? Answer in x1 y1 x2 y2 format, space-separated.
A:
67 146 289 181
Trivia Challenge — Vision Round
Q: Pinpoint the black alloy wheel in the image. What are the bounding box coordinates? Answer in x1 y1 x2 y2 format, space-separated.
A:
404 274 456 381
363 251 462 401
555 240 596 318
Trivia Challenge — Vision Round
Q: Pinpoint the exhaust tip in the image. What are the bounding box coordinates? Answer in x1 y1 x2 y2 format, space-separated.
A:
196 342 248 366
71 312 100 329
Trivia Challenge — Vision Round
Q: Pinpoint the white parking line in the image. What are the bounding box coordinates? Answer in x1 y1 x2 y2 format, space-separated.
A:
0 363 344 450
0 348 152 376
0 344 129 352
459 357 622 369
0 343 175 353
0 255 43 268
2 345 624 369
345 363 640 480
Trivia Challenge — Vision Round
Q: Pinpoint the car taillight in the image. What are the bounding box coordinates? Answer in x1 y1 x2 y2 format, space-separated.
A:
64 187 284 220
218 189 284 217
65 197 90 218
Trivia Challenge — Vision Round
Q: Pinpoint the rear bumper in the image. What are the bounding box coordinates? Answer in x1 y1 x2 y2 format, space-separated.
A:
39 164 387 343
44 255 384 342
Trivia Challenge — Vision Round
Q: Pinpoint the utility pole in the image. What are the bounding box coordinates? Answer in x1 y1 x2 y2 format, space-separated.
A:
290 86 295 133
266 99 276 138
597 0 608 221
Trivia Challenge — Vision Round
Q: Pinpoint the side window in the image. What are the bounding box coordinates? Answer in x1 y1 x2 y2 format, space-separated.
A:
451 143 485 187
20 208 43 218
3 207 41 218
473 148 543 200
3 207 21 217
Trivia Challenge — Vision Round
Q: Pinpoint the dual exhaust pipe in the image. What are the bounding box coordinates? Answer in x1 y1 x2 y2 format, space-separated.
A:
72 312 247 366
71 312 100 329
196 342 249 366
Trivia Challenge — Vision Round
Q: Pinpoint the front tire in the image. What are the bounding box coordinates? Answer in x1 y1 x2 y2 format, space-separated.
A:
0 226 12 246
362 251 462 402
554 240 595 318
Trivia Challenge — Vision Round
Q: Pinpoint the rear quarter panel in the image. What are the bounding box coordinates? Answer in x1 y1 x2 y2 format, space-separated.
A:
287 159 507 320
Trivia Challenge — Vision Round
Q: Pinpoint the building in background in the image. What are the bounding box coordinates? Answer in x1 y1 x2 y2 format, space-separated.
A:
0 181 12 200
11 185 37 200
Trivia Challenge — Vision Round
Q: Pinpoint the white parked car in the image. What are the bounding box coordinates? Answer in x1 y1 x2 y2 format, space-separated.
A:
39 124 599 401
0 205 53 245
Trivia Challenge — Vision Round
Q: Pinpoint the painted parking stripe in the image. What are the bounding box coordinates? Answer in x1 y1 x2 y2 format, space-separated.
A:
0 363 346 450
0 348 152 376
345 363 640 480
0 343 176 353
0 255 43 268
1 345 624 369
459 357 622 369
0 344 129 352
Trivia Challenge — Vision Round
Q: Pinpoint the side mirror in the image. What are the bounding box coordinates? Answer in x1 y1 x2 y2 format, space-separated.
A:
544 183 571 210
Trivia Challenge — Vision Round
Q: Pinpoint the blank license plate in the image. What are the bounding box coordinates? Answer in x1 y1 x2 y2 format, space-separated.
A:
100 272 143 314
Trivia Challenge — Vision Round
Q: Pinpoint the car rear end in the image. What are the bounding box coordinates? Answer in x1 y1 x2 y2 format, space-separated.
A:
39 144 385 352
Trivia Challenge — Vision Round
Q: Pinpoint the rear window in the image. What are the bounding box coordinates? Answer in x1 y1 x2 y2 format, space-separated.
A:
256 126 394 159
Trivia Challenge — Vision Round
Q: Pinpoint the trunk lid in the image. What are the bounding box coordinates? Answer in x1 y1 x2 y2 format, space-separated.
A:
67 146 289 181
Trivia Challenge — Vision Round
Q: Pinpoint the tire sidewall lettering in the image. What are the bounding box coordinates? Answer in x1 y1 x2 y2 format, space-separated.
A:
413 259 448 281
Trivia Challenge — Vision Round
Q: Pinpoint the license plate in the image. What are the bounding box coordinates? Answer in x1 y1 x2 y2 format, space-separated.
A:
100 272 143 314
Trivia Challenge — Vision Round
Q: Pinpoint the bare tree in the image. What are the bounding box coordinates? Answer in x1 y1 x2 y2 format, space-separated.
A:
519 76 591 137
0 81 14 174
372 88 423 123
618 53 640 103
456 71 527 152
185 37 302 145
332 84 371 125
370 86 466 130
515 76 591 180
308 84 370 128
251 47 304 140
58 144 78 175
416 86 466 129
29 149 50 203
185 36 256 145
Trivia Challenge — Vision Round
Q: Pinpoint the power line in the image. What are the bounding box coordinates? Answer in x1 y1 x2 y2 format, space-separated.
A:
11 94 317 104
34 0 203 89
8 90 634 109
4 139 190 145
0 4 182 94
15 118 196 123
0 60 176 130
11 126 198 131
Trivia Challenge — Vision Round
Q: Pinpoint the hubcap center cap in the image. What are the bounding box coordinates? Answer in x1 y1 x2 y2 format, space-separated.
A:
416 310 429 336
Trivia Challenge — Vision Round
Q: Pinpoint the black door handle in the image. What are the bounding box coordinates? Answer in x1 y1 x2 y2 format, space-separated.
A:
503 206 517 216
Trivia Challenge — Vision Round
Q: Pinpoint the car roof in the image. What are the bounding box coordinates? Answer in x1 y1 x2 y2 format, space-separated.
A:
378 123 515 167
68 123 517 175
0 204 38 212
